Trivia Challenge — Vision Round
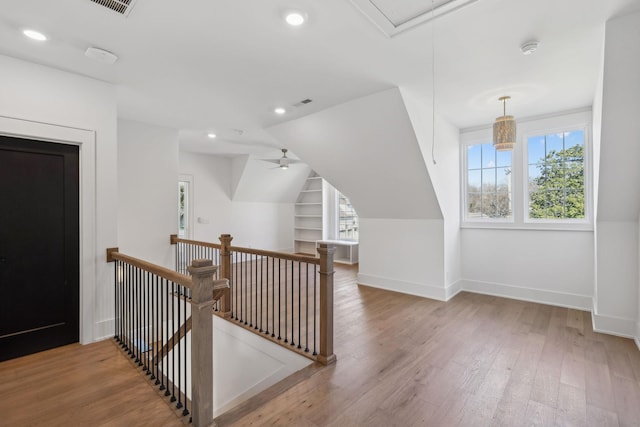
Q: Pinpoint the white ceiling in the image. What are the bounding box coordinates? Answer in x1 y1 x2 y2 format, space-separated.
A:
1 0 638 156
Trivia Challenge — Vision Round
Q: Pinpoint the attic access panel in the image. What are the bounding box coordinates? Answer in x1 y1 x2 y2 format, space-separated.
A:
350 0 479 37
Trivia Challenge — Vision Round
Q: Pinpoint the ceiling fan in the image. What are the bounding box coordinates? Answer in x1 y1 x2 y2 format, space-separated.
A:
260 148 302 169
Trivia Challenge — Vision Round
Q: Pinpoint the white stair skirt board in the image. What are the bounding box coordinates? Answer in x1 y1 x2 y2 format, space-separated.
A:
158 316 311 417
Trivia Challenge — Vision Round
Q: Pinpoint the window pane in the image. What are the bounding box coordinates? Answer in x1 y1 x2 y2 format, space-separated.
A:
546 189 565 218
565 190 585 219
529 191 546 218
546 133 563 157
468 170 482 192
496 191 512 218
496 150 511 168
467 193 482 218
468 145 482 169
528 135 546 165
497 167 511 189
564 161 584 191
564 130 584 150
482 168 496 192
482 144 496 168
481 193 497 217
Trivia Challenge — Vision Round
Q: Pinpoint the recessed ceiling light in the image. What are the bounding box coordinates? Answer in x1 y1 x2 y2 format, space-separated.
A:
207 133 217 139
285 11 306 26
23 29 47 41
274 107 286 115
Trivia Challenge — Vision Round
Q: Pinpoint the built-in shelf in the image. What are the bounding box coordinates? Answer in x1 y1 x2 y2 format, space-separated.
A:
294 172 323 255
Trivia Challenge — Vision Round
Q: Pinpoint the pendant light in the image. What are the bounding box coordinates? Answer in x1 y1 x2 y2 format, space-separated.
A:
493 96 516 151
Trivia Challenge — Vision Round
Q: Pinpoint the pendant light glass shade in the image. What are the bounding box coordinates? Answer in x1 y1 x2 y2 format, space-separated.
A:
493 96 516 151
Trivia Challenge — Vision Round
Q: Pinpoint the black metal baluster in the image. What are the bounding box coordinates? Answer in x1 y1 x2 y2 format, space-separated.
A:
114 260 118 341
182 285 189 417
284 259 288 343
151 275 157 383
163 279 170 396
290 260 295 347
160 278 166 392
124 264 130 352
278 258 282 340
134 267 139 362
138 268 143 366
252 253 256 329
297 262 301 349
171 281 176 402
265 256 269 336
259 255 263 332
271 257 275 338
244 253 248 325
305 263 309 353
313 264 317 356
234 252 238 320
176 283 182 409
143 271 148 373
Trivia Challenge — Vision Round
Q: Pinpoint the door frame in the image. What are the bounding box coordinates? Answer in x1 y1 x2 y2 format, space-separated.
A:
0 115 96 345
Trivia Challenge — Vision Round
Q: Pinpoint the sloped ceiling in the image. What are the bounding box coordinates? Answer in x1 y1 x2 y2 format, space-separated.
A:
267 88 442 220
230 155 310 203
597 11 640 221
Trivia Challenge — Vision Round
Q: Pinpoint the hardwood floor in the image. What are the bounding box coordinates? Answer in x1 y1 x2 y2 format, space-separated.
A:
2 265 639 426
0 339 188 426
224 265 640 426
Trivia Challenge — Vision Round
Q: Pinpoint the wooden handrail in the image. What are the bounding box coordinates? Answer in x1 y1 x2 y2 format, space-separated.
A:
107 249 193 289
170 235 222 250
228 245 320 265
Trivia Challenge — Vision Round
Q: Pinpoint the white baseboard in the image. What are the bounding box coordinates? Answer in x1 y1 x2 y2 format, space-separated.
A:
93 318 114 342
458 279 592 311
591 310 636 339
445 280 463 301
357 273 447 301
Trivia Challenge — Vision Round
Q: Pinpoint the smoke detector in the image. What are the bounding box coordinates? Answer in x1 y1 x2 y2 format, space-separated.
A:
85 47 118 64
520 40 540 55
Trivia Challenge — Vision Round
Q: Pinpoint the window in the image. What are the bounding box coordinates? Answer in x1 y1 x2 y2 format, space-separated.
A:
465 142 512 220
338 193 359 241
178 179 191 238
461 110 591 229
526 130 585 220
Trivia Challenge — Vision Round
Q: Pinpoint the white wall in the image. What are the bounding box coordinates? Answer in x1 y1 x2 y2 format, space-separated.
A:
179 152 295 251
0 54 117 342
357 219 445 299
594 11 640 337
461 229 594 309
118 119 179 268
402 88 462 288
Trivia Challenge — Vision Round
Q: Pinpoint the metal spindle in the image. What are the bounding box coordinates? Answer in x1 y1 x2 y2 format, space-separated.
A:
244 253 248 325
278 259 282 340
182 286 189 417
265 256 269 335
151 275 157 382
171 281 176 402
313 264 317 355
297 261 301 349
259 255 263 333
305 263 309 352
143 271 148 373
271 257 275 338
290 260 295 346
176 283 182 409
164 279 170 395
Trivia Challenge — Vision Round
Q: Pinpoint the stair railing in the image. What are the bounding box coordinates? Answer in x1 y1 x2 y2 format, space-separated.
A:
106 248 228 426
170 234 336 365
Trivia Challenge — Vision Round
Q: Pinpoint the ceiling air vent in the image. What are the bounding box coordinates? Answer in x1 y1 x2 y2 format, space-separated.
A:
90 0 137 16
293 98 313 108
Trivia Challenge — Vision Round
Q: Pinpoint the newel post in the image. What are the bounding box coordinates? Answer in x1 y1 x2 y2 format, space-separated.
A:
317 243 337 365
188 259 218 427
219 234 233 317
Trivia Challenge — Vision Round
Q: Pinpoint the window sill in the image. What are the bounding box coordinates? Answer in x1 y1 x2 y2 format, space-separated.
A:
461 221 593 232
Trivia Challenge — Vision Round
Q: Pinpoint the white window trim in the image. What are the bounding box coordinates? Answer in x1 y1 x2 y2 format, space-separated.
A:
460 133 515 225
461 109 593 231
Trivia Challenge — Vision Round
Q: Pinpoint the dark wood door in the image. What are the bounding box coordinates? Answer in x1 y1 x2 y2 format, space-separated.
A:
0 136 79 361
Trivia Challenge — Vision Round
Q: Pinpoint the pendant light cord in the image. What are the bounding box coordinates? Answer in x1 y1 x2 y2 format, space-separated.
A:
431 0 437 165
